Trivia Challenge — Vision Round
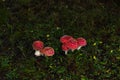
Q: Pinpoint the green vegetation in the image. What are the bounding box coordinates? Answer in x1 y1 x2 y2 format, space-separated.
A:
0 0 120 80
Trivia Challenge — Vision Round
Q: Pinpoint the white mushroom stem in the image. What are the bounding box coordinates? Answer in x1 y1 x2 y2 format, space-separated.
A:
34 50 42 56
77 46 82 50
65 51 68 55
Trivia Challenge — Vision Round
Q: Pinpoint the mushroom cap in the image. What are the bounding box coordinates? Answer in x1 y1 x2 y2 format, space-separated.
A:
62 43 69 51
77 37 87 46
66 38 78 50
41 47 55 56
32 40 44 50
60 35 73 43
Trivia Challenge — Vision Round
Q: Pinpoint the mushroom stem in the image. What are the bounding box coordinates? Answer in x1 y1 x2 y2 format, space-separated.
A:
65 51 68 55
34 50 42 56
77 46 82 50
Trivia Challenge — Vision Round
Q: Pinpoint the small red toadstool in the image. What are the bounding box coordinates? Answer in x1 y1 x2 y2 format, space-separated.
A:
60 35 73 43
66 38 78 52
32 40 44 56
62 43 69 55
41 47 55 56
76 37 87 50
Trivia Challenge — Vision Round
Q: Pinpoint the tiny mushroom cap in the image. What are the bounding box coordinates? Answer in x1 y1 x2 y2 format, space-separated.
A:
62 43 69 55
60 35 73 43
76 37 87 50
32 40 44 50
66 38 78 51
77 37 87 46
41 47 55 56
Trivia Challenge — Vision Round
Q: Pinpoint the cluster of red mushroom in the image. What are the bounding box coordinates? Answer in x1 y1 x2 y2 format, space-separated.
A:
60 35 87 55
32 35 87 56
32 40 55 57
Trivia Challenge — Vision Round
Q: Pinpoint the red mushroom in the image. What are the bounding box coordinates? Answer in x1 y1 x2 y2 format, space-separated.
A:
62 43 69 55
41 47 55 56
66 38 78 52
76 37 87 50
32 40 44 56
60 35 73 43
